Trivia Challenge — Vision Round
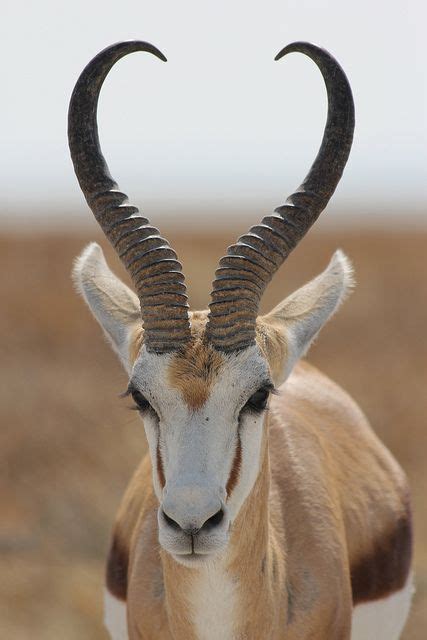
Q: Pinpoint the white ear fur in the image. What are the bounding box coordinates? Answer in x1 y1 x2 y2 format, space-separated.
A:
264 250 354 380
72 242 141 371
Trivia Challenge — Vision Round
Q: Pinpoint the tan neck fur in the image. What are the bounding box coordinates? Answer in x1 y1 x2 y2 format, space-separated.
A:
159 418 287 639
228 424 288 638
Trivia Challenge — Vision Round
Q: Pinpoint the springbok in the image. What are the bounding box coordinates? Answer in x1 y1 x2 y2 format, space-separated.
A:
69 41 413 640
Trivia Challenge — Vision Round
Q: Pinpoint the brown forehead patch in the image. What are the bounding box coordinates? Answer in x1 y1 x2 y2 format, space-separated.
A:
168 340 224 410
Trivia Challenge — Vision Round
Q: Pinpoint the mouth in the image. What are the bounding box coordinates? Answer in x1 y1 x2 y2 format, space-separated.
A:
172 550 214 566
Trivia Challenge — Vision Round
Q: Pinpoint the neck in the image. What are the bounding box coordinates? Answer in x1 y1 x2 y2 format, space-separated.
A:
161 419 287 639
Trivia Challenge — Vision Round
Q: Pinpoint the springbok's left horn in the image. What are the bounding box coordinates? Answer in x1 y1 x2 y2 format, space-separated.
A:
68 41 191 353
205 42 355 352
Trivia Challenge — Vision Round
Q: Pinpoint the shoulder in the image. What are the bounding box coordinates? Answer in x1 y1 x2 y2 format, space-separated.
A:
106 453 157 601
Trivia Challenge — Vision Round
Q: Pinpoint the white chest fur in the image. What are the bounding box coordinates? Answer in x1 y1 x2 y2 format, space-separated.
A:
189 561 238 640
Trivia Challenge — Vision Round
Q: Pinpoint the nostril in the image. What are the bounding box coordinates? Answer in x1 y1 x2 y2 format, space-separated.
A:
162 509 182 531
202 508 224 531
161 506 225 535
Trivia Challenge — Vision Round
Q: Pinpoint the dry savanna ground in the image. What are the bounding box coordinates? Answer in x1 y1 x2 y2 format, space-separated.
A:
1 225 426 639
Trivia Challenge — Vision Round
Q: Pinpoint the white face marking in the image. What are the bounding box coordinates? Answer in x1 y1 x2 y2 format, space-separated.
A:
190 559 237 640
104 590 128 640
351 573 414 640
130 344 272 562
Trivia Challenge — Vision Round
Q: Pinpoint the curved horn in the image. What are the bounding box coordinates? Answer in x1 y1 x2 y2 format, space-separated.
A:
205 42 355 352
68 41 191 353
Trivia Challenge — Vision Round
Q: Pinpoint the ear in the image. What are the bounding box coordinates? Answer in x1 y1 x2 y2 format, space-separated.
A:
72 243 142 373
260 250 354 385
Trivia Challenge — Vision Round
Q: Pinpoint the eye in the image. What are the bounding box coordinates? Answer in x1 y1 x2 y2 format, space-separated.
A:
131 388 151 413
243 386 271 413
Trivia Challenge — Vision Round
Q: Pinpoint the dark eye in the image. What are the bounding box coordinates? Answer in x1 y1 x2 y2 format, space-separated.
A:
131 388 151 412
244 387 271 413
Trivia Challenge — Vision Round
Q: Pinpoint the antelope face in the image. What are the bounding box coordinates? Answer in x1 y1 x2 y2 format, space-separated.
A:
74 242 352 565
70 42 354 565
129 338 273 564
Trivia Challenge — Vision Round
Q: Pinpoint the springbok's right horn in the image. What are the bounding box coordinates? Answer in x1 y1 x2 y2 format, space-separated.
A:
68 41 191 354
205 42 355 352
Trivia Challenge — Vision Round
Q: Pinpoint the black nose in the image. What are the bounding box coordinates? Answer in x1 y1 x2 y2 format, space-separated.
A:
162 507 225 535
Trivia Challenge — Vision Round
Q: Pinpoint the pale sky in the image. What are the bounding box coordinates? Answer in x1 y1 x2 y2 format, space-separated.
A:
2 0 426 227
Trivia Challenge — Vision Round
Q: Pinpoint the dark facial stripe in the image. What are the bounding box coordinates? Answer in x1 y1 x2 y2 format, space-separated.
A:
351 493 413 604
106 532 128 601
226 434 242 496
157 441 166 489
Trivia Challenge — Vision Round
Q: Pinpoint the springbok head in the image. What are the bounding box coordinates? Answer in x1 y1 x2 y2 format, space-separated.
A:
70 41 354 565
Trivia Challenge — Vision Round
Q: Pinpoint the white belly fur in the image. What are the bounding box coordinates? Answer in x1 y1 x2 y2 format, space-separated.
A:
104 589 128 640
351 573 414 640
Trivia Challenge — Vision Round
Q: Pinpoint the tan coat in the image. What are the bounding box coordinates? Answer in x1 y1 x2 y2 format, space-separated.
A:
107 361 412 640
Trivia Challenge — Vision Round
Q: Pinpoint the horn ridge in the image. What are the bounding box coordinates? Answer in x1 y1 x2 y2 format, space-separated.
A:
206 41 355 352
68 40 191 353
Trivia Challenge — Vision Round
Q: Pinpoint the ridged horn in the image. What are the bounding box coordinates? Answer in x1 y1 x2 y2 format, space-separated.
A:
205 42 355 352
68 41 191 353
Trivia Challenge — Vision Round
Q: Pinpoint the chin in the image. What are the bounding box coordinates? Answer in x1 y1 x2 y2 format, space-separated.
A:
162 538 229 568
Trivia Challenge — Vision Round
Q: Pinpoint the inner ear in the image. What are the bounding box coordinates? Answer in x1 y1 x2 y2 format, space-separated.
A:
128 326 145 368
72 242 143 372
256 321 289 387
258 251 354 385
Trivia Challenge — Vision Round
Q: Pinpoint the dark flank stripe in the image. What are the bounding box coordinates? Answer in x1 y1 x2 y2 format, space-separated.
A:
351 493 413 604
106 533 129 601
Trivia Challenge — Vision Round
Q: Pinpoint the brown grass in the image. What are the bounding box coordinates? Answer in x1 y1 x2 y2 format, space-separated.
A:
1 227 426 638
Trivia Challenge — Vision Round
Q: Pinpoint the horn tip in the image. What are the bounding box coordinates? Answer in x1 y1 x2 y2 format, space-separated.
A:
134 40 167 62
274 41 319 62
109 39 167 62
153 47 168 63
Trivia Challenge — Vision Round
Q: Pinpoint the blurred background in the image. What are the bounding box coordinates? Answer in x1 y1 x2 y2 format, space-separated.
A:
1 1 426 638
